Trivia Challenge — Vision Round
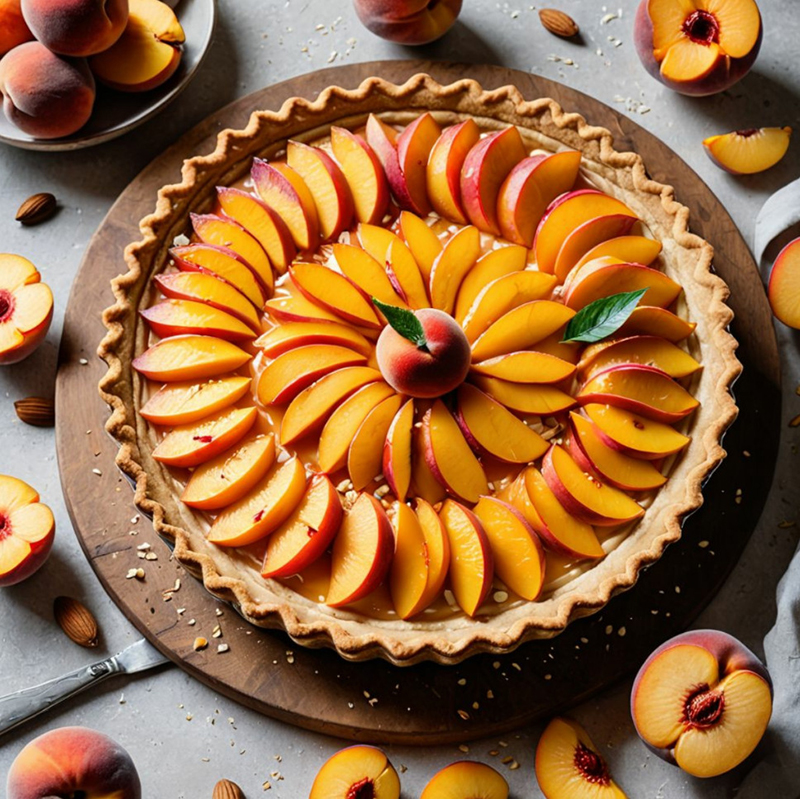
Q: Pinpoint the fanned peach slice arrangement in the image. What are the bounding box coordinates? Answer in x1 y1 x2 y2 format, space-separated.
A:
130 109 704 624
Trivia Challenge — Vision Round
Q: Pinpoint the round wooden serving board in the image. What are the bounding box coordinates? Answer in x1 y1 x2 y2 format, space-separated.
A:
56 61 781 745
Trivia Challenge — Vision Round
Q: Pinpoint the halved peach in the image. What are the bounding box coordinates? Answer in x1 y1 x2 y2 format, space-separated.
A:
617 305 696 342
461 126 528 236
140 299 256 343
768 237 800 329
389 501 429 619
439 500 494 617
0 254 53 365
574 234 663 271
327 493 394 607
256 320 371 357
330 125 390 225
132 335 251 382
411 418 447 505
280 366 382 446
261 474 342 579
151 406 258 468
422 399 488 504
257 344 367 406
395 111 442 216
497 150 582 247
309 745 400 799
456 383 549 463
348 394 405 490
421 761 508 799
333 243 409 310
415 497 450 609
426 118 482 225
470 374 575 415
577 364 699 423
265 287 351 326
208 456 307 547
181 433 276 510
140 375 251 426
398 210 442 282
382 398 415 501
365 113 415 211
474 496 546 601
578 335 701 380
471 351 576 384
704 126 791 175
553 214 638 283
428 225 481 314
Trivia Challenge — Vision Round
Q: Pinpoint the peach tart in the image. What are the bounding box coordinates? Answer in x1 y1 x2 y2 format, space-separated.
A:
99 75 740 665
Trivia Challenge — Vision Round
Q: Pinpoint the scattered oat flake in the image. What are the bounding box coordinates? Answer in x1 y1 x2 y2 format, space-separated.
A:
457 678 467 686
262 781 271 790
545 674 552 680
186 713 193 721
457 709 470 720
699 540 709 548
618 626 627 636
217 643 230 653
92 468 102 476
489 749 499 756
778 520 796 529
212 624 222 638
501 756 514 764
327 51 338 63
79 358 89 365
215 608 223 616
509 761 520 770
605 624 614 634
493 590 509 603
487 690 494 699
601 12 618 22
145 551 157 560
458 744 470 753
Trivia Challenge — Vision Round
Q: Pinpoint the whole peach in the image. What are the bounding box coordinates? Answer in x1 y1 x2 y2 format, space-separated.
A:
7 727 142 799
0 0 33 56
21 0 128 56
0 42 95 139
353 0 462 45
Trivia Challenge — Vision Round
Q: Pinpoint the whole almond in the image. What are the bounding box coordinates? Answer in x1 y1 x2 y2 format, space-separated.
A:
213 779 245 799
14 397 55 427
53 596 99 648
15 192 57 226
539 8 579 37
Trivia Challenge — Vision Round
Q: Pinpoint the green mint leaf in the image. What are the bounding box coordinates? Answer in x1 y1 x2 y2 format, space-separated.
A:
372 297 428 350
561 289 648 344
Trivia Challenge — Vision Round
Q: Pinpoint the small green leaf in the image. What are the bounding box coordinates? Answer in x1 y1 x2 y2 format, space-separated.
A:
561 289 648 344
372 297 428 350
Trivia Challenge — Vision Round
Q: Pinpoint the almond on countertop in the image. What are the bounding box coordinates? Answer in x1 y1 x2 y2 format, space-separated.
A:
14 397 55 427
53 596 99 648
539 8 579 38
15 192 57 226
213 779 245 799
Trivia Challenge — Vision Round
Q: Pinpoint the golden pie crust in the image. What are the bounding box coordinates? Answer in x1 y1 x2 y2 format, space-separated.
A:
98 74 741 666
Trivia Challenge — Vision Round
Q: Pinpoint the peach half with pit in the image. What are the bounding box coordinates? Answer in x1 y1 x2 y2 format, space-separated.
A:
421 761 508 799
0 254 53 365
309 745 400 799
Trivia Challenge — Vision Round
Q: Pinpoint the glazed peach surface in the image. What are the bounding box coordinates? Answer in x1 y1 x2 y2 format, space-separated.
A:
130 111 709 627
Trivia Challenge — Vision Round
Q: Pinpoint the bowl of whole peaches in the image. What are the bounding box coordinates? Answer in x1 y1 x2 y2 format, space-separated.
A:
0 0 215 150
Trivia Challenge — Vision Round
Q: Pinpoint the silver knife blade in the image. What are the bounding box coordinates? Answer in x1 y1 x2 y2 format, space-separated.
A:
112 638 171 673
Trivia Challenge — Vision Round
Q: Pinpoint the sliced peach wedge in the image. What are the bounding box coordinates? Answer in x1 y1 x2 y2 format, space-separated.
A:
132 335 251 382
398 211 442 283
414 497 450 609
704 126 792 175
577 335 701 380
428 224 482 314
454 244 527 324
309 745 400 799
348 394 404 490
426 118 481 225
261 474 342 579
365 113 415 212
768 237 800 329
140 299 257 343
421 761 508 799
389 501 429 619
333 243 409 310
207 456 307 547
411 417 446 505
382 398 415 501
181 433 276 510
471 351 576 384
265 287 353 326
140 375 251 426
327 493 394 607
574 234 663 270
395 111 442 216
470 374 575 416
256 320 372 358
535 717 627 798
617 305 696 342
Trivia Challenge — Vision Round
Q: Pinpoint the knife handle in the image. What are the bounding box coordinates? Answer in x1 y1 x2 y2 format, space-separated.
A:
0 656 121 737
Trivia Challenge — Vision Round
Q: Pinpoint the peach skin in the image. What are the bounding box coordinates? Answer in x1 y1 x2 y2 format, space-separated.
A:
768 237 800 329
0 0 33 56
353 0 462 46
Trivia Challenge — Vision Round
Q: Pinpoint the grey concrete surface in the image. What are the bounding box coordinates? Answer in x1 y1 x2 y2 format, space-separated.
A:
1 1 799 796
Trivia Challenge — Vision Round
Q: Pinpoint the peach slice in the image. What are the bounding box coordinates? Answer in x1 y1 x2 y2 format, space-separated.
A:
574 235 663 271
535 717 627 798
542 444 644 527
500 470 543 530
422 399 489 504
399 210 442 282
474 496 546 601
578 335 701 380
395 112 442 216
181 433 276 510
564 258 682 310
171 243 267 308
140 299 257 344
577 364 699 423
358 223 429 309
569 412 667 492
456 383 549 463
470 300 575 361
309 745 400 799
534 190 637 275
461 270 557 342
529 331 582 364
327 493 394 607
415 497 450 608
348 394 404 490
497 150 582 247
553 214 638 283
318 382 396 472
470 375 575 415
280 366 382 445
257 344 367 406
256 320 371 357
421 761 508 799
261 474 342 579
426 118 481 224
140 375 251 426
365 113 414 210
523 467 604 559
151 406 257 468
584 402 691 460
153 272 261 333
0 474 55 587
471 351 576 384
439 500 494 617
216 187 296 273
132 335 251 382
389 501 429 619
617 305 696 342
428 225 482 314
454 244 528 324
265 288 351 326
333 243 409 310
632 630 773 779
251 159 319 251
191 213 274 294
207 456 307 547
461 126 528 236
704 126 792 175
768 237 800 329
382 398 415 501
286 140 354 240
411 419 446 505
330 125 390 224
0 254 53 365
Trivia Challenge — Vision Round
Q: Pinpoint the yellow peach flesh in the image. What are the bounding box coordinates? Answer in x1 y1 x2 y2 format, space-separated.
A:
399 210 442 282
429 225 482 314
454 245 527 324
309 745 400 799
389 502 429 619
347 394 404 490
382 398 415 501
421 761 509 799
140 376 252 426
